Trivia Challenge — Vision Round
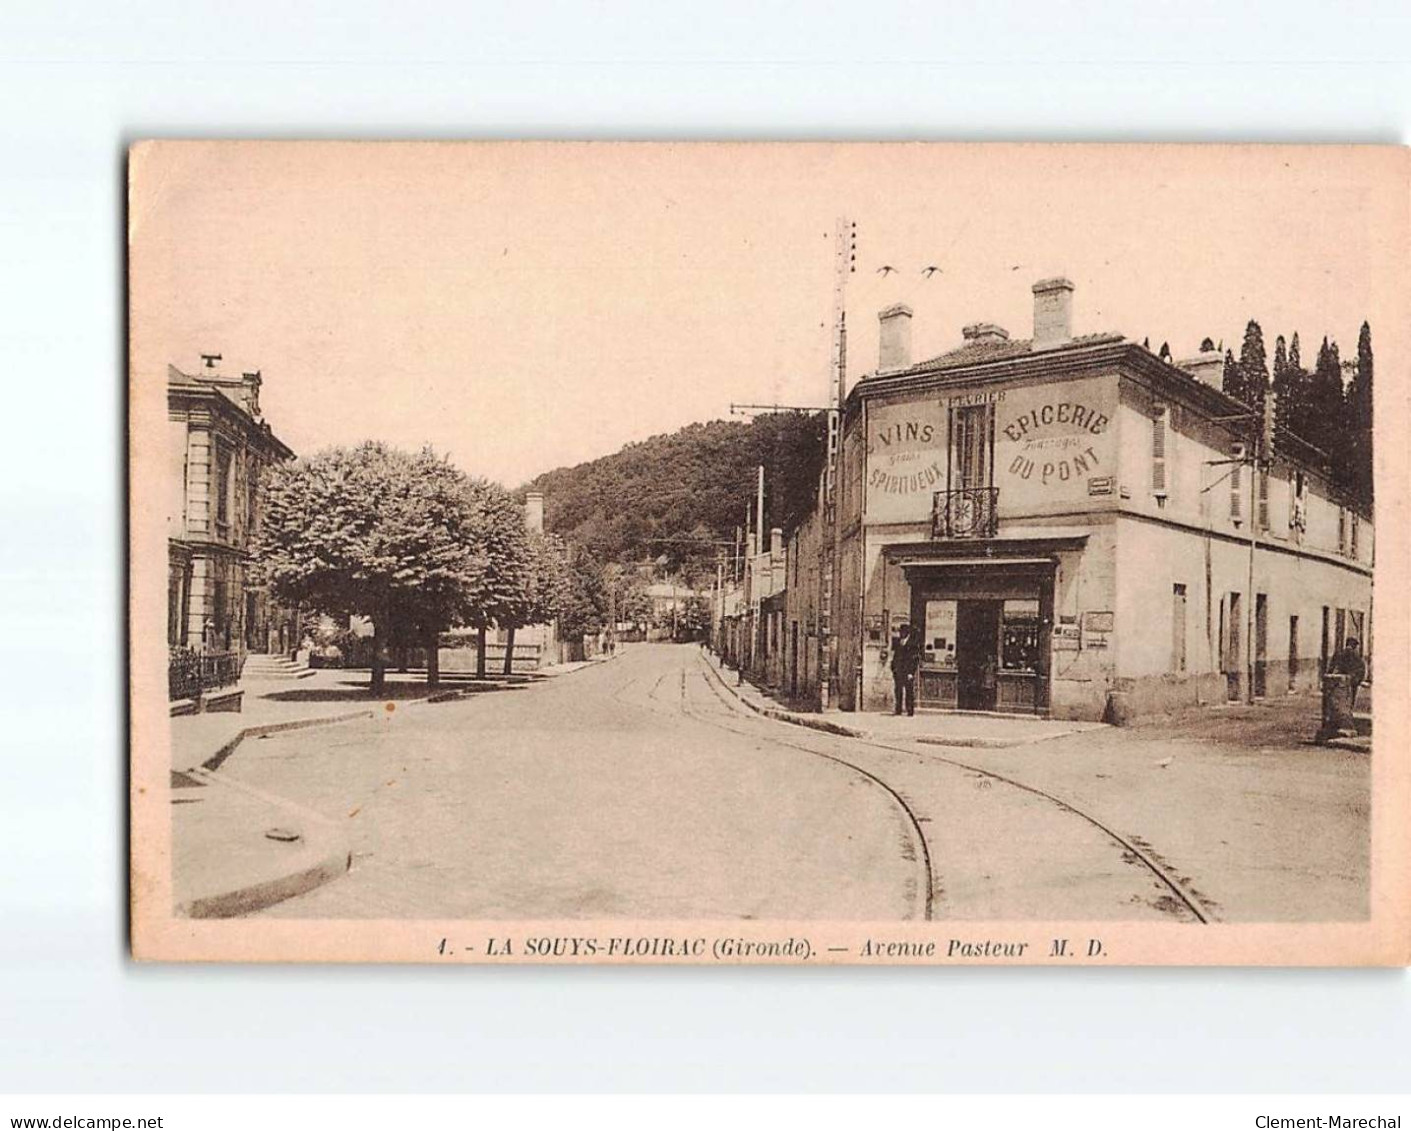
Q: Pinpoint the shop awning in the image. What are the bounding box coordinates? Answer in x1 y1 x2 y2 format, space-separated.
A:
891 555 1057 569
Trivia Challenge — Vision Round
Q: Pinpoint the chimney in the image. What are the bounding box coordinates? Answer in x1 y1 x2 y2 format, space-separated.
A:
1177 348 1225 390
524 491 545 534
240 370 262 418
962 322 1010 346
1031 278 1075 349
877 303 913 372
770 526 783 555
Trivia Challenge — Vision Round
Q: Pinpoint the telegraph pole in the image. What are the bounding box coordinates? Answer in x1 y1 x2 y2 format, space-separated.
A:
819 216 856 710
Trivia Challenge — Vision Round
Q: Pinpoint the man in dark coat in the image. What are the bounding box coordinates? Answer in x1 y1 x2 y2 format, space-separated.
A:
891 623 919 716
1329 637 1367 698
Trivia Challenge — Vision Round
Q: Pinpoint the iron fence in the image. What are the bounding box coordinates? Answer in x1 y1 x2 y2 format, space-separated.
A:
169 648 243 700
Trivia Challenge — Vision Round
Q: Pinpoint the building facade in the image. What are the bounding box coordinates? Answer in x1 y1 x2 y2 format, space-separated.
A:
827 279 1373 721
167 357 294 665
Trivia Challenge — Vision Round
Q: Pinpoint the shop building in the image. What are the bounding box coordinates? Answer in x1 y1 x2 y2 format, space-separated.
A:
832 279 1373 721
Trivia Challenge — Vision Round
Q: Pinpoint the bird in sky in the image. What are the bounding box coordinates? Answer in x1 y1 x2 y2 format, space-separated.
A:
877 265 897 276
921 265 942 278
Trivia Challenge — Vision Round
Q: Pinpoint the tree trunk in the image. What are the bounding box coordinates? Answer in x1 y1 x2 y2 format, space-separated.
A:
503 625 517 676
370 615 387 695
476 625 487 679
425 626 440 688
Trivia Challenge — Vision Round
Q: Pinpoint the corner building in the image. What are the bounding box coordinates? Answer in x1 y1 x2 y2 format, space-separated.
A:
834 279 1373 721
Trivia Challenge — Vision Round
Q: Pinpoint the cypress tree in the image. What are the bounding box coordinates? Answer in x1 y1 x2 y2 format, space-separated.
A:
1309 337 1349 481
1271 335 1294 441
1285 332 1309 440
1238 319 1269 413
1347 322 1374 504
1221 349 1242 402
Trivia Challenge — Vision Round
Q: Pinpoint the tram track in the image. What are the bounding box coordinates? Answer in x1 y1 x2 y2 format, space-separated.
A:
688 651 1211 925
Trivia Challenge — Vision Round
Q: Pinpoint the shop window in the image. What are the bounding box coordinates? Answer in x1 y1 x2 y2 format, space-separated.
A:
923 599 957 669
1001 599 1040 673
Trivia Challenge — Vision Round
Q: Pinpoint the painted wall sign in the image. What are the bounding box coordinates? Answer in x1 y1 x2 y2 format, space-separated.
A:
864 398 947 524
994 375 1117 510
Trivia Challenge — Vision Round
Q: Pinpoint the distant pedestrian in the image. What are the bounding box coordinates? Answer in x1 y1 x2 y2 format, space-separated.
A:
891 623 919 717
1329 637 1367 699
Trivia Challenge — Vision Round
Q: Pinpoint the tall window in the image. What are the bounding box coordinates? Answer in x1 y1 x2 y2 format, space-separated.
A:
1290 470 1307 535
1257 467 1270 530
1350 512 1360 559
215 442 233 532
951 404 993 490
1172 583 1187 672
1152 405 1168 498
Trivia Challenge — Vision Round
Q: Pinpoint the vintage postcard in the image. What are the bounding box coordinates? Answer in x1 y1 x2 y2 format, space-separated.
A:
129 141 1409 964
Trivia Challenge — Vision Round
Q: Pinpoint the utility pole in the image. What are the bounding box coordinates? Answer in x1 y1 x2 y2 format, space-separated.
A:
819 216 856 711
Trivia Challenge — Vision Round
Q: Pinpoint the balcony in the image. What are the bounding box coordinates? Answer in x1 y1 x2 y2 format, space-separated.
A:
932 486 999 539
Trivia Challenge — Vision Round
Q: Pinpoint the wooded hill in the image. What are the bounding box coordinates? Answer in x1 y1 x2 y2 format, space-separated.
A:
524 412 828 576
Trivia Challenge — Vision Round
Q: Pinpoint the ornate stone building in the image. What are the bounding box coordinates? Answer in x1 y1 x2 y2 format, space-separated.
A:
166 356 294 664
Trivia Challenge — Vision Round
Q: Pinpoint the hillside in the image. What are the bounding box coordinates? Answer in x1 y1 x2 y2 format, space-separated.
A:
524 412 828 575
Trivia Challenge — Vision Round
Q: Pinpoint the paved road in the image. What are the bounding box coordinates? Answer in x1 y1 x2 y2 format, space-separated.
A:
232 643 1194 921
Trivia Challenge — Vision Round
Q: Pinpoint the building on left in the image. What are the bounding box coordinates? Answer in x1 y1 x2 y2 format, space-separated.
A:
167 355 295 702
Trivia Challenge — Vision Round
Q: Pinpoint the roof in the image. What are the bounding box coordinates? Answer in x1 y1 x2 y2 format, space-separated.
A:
871 331 1126 381
168 363 295 460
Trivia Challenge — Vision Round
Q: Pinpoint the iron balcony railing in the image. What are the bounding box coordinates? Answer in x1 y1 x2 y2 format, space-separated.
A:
169 647 244 700
932 486 999 539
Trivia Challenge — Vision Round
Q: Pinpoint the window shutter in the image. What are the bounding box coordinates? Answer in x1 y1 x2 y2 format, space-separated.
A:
1230 464 1242 522
1152 407 1167 495
1258 469 1270 530
1338 507 1348 553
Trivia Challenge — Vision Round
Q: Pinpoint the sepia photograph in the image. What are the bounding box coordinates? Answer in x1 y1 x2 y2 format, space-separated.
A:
127 141 1408 964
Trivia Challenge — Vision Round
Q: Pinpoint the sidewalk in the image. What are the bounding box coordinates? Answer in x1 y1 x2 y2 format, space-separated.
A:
172 767 351 918
167 655 614 917
700 650 1103 749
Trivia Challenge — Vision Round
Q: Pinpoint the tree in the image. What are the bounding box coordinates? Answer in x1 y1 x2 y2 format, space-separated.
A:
1307 337 1350 484
499 532 569 674
1282 331 1311 441
1271 334 1292 440
1221 349 1242 402
1347 322 1374 505
1238 319 1269 413
256 442 529 692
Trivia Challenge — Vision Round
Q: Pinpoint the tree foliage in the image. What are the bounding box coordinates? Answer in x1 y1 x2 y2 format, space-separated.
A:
524 412 828 574
256 442 531 690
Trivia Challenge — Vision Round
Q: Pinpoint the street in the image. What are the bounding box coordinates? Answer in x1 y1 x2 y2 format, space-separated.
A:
223 644 1368 922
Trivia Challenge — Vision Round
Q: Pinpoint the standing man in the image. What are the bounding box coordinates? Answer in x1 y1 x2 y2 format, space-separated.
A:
891 623 919 717
1329 636 1367 700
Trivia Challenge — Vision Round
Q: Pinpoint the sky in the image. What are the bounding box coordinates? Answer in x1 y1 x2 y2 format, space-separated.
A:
129 142 1403 487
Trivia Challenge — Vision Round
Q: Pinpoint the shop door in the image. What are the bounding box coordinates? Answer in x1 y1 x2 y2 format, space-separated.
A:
956 600 1000 711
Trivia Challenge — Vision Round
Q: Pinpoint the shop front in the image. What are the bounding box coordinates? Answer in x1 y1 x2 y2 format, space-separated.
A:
893 554 1058 715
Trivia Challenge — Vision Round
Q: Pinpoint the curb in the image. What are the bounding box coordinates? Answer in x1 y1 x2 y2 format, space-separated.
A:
198 710 377 772
697 650 1072 750
175 768 352 919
